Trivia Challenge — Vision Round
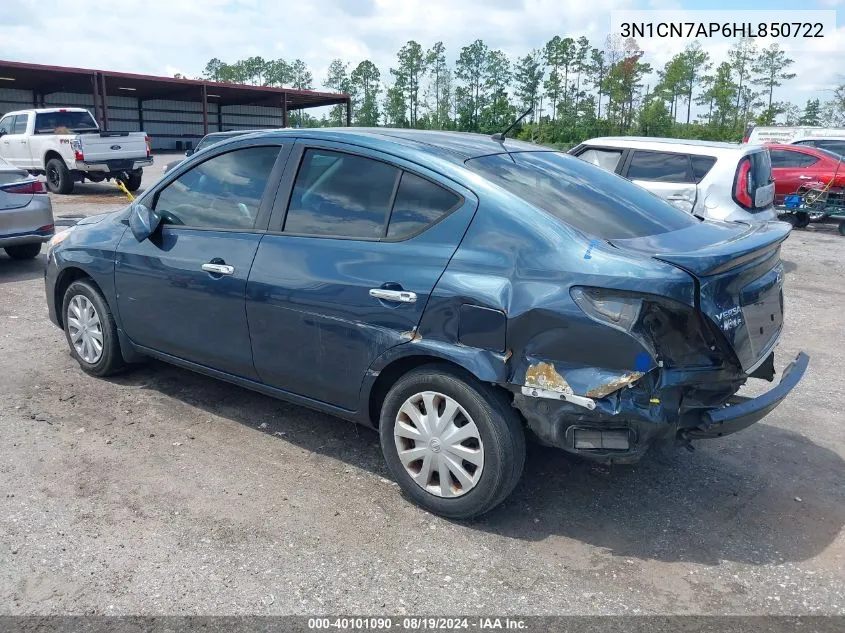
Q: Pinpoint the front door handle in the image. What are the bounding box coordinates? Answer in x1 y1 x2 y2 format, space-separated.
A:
798 175 813 180
665 195 691 201
202 263 234 275
369 288 417 304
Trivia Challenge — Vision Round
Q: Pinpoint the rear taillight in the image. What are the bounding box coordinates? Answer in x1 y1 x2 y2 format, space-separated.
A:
734 158 753 209
70 139 84 162
145 135 152 158
1 180 47 194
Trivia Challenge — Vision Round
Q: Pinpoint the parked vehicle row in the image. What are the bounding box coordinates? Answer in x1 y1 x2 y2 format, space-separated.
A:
0 107 152 195
45 128 808 518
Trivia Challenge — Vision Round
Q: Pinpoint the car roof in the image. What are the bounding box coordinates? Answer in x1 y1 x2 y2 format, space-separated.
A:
580 136 758 155
204 130 256 139
242 127 543 163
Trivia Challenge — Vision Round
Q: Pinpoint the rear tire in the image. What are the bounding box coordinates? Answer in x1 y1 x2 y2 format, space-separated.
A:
379 364 525 519
794 212 811 229
62 280 126 377
4 243 41 259
45 158 73 194
120 170 143 192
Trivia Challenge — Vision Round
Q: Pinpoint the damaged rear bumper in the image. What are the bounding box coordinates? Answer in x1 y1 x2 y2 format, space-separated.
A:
686 352 809 439
511 352 809 463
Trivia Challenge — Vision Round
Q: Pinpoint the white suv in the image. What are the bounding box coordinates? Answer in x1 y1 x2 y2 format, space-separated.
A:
569 137 776 223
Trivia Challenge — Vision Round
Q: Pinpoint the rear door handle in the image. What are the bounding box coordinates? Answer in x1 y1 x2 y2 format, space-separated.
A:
369 288 417 304
201 263 234 275
666 195 691 201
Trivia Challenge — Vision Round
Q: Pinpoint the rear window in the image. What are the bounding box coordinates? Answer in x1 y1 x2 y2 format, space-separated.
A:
467 151 700 240
748 150 772 183
34 111 98 135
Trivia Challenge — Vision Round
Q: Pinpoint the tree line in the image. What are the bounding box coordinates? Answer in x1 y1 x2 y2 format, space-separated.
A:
200 36 845 146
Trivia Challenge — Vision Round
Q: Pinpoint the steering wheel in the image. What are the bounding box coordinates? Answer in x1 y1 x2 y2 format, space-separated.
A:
157 207 187 226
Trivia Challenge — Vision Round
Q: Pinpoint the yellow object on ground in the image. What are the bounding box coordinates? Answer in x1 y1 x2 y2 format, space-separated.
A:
115 178 135 201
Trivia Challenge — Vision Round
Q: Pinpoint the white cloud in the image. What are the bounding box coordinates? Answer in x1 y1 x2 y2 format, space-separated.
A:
0 0 840 111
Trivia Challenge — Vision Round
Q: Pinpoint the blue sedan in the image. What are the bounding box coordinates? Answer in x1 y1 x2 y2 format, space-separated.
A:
44 129 808 518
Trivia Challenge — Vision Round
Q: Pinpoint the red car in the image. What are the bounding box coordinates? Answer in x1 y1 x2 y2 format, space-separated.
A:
767 143 845 197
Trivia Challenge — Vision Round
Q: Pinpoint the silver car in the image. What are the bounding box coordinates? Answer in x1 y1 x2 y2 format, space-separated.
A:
570 137 776 223
0 156 54 259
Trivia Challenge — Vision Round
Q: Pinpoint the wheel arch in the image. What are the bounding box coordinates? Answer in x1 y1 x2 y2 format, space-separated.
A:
363 342 512 428
54 267 100 328
43 150 65 169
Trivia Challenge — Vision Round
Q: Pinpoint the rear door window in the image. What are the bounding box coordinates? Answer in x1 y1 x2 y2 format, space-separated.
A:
284 149 400 238
386 172 460 239
11 115 28 134
690 155 717 182
575 147 623 172
626 151 694 183
467 151 699 240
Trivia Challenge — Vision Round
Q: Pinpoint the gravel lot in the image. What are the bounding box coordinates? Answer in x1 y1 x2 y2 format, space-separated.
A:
0 159 843 615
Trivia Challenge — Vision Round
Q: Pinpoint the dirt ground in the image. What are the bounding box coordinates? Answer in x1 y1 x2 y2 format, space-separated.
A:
0 162 843 615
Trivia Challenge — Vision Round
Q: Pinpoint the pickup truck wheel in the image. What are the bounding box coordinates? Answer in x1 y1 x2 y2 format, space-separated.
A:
379 365 525 519
4 243 41 260
120 170 143 192
45 158 73 194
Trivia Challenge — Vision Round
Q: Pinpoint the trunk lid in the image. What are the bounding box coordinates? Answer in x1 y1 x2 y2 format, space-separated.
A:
612 220 790 371
79 132 148 162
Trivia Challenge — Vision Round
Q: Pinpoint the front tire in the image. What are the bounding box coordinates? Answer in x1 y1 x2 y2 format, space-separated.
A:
45 158 73 194
62 280 125 376
379 365 525 519
4 243 41 259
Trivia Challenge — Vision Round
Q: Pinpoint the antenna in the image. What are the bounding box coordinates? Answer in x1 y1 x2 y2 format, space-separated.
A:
491 107 533 142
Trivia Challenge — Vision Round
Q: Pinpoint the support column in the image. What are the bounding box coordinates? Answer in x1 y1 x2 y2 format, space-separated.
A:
282 93 288 128
201 85 209 135
217 106 223 133
91 73 102 127
346 97 352 126
138 99 144 131
99 73 109 131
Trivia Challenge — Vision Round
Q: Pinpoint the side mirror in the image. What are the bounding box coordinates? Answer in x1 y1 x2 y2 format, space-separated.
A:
0 129 6 137
129 203 161 242
185 149 194 157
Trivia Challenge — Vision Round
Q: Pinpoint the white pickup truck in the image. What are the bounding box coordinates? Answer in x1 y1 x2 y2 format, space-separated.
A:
0 107 152 194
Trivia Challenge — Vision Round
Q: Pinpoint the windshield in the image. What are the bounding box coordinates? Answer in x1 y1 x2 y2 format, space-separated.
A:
466 151 700 240
34 111 98 134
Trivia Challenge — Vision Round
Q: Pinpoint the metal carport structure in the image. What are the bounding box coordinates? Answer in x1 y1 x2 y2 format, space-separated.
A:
0 59 351 150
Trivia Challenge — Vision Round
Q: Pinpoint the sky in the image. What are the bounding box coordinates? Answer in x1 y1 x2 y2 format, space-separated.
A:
1 0 843 116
